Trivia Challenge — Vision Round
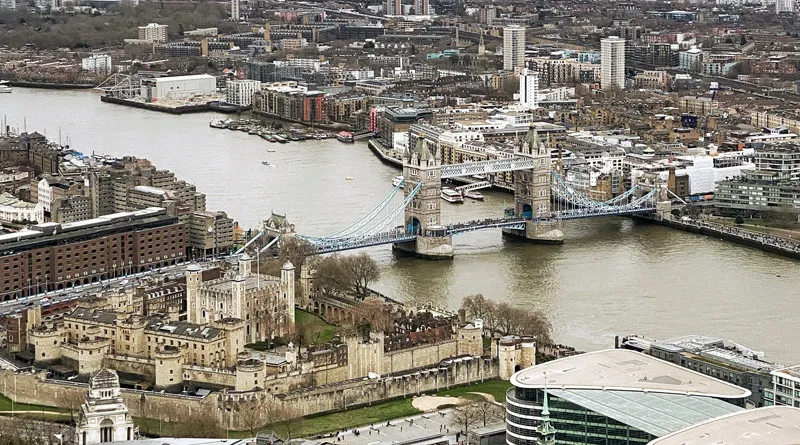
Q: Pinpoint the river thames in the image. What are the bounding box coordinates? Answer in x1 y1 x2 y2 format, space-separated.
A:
3 88 798 363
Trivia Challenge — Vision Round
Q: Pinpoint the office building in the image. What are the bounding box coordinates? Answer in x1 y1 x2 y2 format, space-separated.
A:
137 23 169 43
414 0 429 14
776 0 794 12
503 26 526 72
620 334 781 408
765 365 800 407
0 207 185 301
0 0 16 9
81 55 112 74
601 36 626 90
225 79 261 107
714 170 800 216
231 0 240 21
519 69 539 109
648 406 800 445
386 0 402 15
755 144 800 180
507 349 749 445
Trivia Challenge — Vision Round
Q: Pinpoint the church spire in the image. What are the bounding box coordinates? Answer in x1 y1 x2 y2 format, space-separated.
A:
537 375 556 444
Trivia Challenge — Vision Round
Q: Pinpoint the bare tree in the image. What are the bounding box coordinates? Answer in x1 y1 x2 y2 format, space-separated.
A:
56 389 86 427
174 409 222 438
312 254 349 297
475 401 501 427
273 404 306 442
340 253 380 299
451 404 480 436
237 399 266 436
349 299 395 334
296 314 328 347
312 253 380 299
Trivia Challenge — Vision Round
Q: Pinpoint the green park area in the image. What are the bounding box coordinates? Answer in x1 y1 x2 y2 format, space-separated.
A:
437 379 512 402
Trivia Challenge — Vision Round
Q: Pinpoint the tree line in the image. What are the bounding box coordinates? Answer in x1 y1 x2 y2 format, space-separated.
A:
461 293 552 345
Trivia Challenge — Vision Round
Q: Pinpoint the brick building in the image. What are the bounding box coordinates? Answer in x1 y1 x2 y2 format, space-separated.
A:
0 207 185 301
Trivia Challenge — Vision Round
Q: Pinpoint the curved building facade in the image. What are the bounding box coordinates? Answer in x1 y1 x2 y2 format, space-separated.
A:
506 349 751 445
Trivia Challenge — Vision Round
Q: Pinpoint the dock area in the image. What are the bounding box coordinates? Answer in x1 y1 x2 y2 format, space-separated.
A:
100 95 245 115
211 118 336 142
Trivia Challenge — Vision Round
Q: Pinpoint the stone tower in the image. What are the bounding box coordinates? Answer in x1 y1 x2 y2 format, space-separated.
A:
478 30 486 56
514 128 551 219
186 263 202 324
238 252 252 276
503 126 564 244
394 137 453 259
281 261 296 326
403 137 442 235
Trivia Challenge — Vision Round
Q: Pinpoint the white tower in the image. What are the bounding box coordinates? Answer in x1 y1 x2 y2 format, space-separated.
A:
519 68 539 109
503 25 526 72
601 36 626 90
231 0 240 21
75 369 135 445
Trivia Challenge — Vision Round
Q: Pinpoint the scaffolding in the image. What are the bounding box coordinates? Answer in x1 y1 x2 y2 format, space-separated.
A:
95 74 142 100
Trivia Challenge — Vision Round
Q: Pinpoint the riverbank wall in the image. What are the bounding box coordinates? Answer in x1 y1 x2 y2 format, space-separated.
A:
251 110 351 131
8 81 96 89
636 215 800 260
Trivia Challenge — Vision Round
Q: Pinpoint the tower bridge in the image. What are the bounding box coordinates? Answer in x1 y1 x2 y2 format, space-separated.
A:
239 126 665 259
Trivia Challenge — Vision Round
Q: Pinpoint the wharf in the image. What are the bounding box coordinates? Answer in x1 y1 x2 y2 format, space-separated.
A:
637 215 800 260
100 96 245 114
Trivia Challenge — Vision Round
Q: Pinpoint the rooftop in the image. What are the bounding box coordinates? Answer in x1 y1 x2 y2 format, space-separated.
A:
0 193 37 209
204 273 279 293
549 388 742 437
511 349 751 399
647 406 800 445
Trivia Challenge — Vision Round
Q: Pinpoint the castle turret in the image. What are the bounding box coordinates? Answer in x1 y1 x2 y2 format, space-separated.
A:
457 320 483 356
281 261 296 326
235 351 265 391
186 263 202 324
154 344 184 390
238 252 252 276
214 318 246 367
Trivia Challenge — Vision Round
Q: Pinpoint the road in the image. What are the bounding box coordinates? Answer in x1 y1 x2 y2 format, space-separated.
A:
0 259 217 317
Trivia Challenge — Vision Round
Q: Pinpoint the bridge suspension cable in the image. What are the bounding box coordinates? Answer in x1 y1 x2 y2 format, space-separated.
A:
301 179 405 242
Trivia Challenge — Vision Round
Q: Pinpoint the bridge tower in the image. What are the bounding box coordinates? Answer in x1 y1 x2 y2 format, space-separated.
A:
503 126 564 244
393 137 453 259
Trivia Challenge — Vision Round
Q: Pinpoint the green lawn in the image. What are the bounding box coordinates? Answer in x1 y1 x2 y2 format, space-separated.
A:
295 308 336 344
0 393 69 413
226 397 420 439
437 379 512 402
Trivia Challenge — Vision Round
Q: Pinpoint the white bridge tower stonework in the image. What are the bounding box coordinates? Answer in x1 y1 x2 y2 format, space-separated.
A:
502 126 564 244
393 137 454 259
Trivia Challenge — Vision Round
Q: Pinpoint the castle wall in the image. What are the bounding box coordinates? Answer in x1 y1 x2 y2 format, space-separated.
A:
104 354 156 380
384 340 459 374
276 357 498 419
184 365 237 388
0 356 498 431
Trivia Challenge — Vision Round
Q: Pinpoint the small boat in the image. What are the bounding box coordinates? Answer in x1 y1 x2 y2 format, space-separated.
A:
274 135 288 143
345 176 354 180
337 131 355 143
441 188 464 203
262 161 271 166
0 84 11 94
464 191 484 201
267 149 276 153
392 175 405 188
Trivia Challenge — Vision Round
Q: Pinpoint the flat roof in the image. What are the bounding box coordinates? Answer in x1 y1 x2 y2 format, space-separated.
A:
550 388 742 437
511 349 751 399
151 74 216 82
647 406 800 445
